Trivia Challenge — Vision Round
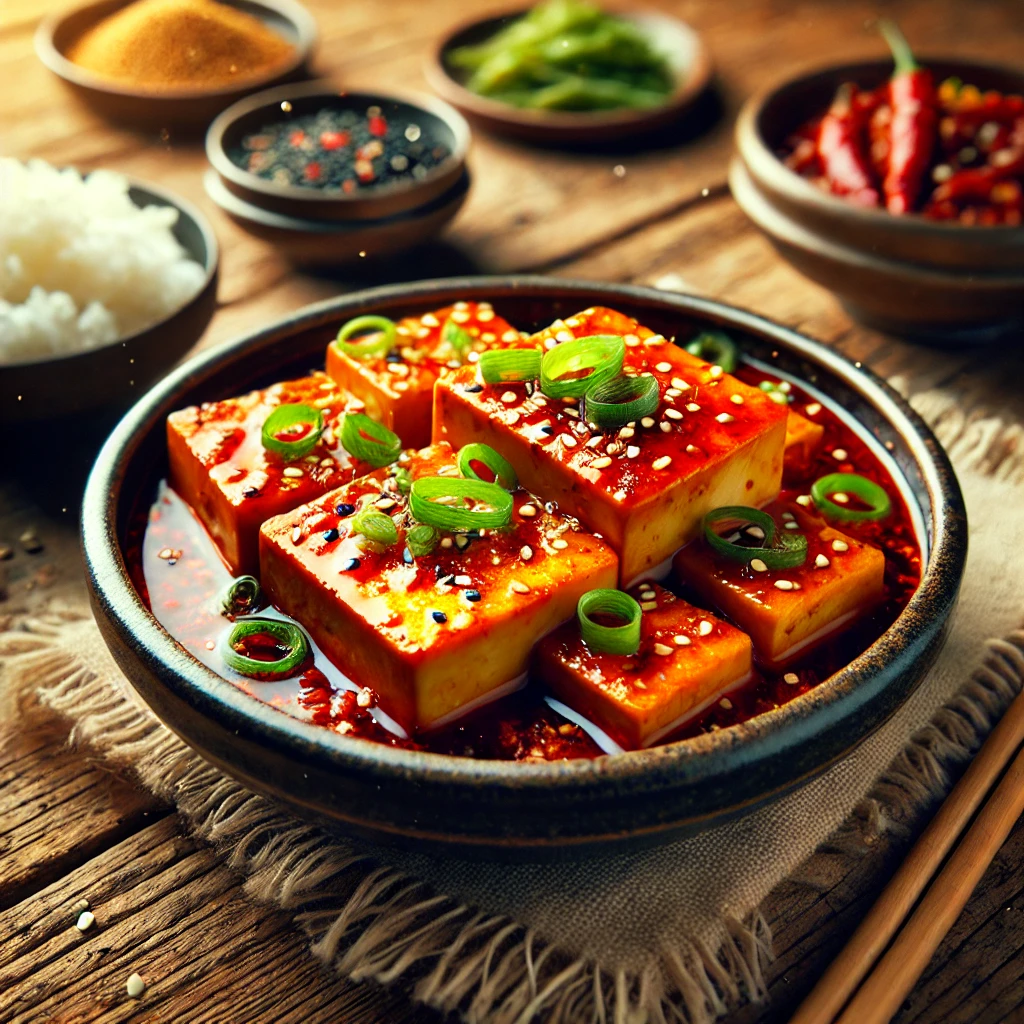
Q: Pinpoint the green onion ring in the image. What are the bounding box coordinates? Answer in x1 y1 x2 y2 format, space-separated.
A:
685 330 738 372
811 473 892 522
351 508 399 546
442 318 474 353
219 575 263 617
703 506 808 569
479 348 542 383
406 523 439 557
410 477 513 531
584 373 660 429
334 315 398 360
540 334 625 400
261 404 324 461
577 589 642 656
457 443 518 491
220 618 309 679
340 413 402 468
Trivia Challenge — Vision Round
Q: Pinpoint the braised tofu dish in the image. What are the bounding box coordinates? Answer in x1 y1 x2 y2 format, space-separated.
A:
138 303 921 758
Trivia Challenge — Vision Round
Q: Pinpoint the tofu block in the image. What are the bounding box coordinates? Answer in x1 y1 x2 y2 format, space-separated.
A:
785 409 825 469
259 442 618 734
534 583 752 750
433 306 788 587
326 301 521 449
672 501 885 667
167 373 368 576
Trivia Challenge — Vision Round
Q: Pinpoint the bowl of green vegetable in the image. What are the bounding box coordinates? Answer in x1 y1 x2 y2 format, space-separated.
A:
425 0 711 143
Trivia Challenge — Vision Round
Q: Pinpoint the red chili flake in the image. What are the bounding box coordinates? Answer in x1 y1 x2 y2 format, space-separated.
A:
288 129 306 148
355 158 376 182
342 179 357 194
368 115 387 137
320 130 350 150
303 161 323 183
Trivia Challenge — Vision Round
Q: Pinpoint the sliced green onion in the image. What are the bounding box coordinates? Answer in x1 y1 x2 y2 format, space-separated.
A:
479 348 542 383
703 506 808 569
457 443 518 491
220 618 308 679
811 473 892 522
351 508 399 546
219 575 262 617
394 466 412 495
540 334 625 400
261 404 324 461
577 589 642 656
334 315 397 360
442 318 474 353
409 477 513 531
406 523 439 557
685 330 738 372
340 413 402 468
584 373 660 429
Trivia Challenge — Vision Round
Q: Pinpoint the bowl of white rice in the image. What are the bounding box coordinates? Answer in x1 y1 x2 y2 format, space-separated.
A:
0 159 218 421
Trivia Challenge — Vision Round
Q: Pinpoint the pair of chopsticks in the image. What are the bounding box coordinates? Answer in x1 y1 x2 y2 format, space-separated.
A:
790 683 1024 1024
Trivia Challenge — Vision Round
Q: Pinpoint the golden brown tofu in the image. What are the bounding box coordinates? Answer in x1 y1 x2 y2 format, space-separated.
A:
432 306 788 586
259 443 618 734
167 374 368 576
785 409 825 469
325 301 521 449
535 583 752 750
672 501 885 667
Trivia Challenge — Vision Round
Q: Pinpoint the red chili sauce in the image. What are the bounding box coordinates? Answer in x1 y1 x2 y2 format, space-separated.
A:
130 365 921 761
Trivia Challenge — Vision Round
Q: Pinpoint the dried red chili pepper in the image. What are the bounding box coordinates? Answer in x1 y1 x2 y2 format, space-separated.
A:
817 83 879 206
879 21 938 214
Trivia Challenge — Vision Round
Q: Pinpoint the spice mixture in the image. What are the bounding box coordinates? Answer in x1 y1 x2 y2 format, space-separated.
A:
231 106 453 191
68 0 296 92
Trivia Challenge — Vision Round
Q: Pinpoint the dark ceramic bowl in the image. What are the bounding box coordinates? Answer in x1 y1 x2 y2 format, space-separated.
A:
732 58 1024 344
82 278 966 860
206 82 471 222
425 8 711 143
0 178 218 423
35 0 317 131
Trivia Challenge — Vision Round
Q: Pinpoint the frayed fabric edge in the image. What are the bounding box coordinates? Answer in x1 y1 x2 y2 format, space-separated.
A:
4 613 1024 1024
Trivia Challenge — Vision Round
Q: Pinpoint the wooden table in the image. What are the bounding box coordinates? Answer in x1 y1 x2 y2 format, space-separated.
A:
3 1 1024 1021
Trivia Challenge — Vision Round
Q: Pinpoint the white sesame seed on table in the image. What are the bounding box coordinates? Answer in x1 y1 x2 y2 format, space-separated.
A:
698 620 713 636
832 539 850 552
592 456 612 469
774 579 795 591
673 634 691 646
686 403 701 412
652 456 672 470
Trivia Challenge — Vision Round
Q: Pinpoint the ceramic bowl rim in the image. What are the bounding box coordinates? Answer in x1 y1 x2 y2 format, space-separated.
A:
82 277 966 796
735 55 1024 240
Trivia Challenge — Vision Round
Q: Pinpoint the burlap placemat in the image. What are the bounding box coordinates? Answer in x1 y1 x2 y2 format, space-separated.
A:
5 379 1024 1024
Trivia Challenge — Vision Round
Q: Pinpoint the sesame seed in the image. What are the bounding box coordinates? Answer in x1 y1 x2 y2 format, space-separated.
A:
673 634 691 646
715 413 735 424
322 528 339 542
709 365 724 378
592 456 612 469
746 526 765 540
640 600 658 611
778 381 791 393
533 396 548 406
451 310 470 323
586 435 604 448
784 672 800 684
796 495 812 507
832 492 850 504
665 407 683 420
750 558 768 572
815 554 830 568
432 610 448 624
730 394 744 405
126 974 146 999
686 444 699 454
774 579 795 591
652 455 672 470
465 589 481 602
440 537 453 548
376 498 397 511
501 391 517 404
420 313 440 327
555 329 573 343
552 538 569 550
521 545 533 561
565 408 580 418
454 574 472 586
666 388 681 398
832 448 848 461
510 580 530 594
282 466 304 479
290 526 303 545
784 521 800 530
619 427 635 439
492 555 500 565
686 403 700 412
641 416 655 428
478 308 495 322
659 421 672 433
614 489 627 500
341 557 361 571
639 589 655 600
76 911 95 932
653 643 673 656
561 434 577 448
336 502 355 515
626 445 640 458
456 535 470 549
507 411 521 425
605 442 621 456
832 539 849 553
357 688 373 707
698 619 713 636
519 504 537 517
671 377 689 390
645 334 667 346
394 381 409 392
655 361 672 373
805 403 822 416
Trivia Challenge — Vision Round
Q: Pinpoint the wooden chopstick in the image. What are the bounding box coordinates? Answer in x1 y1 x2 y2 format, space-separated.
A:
790 685 1024 1024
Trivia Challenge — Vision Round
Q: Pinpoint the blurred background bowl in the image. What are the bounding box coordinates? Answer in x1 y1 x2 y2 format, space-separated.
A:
732 58 1024 344
35 0 317 131
0 179 219 423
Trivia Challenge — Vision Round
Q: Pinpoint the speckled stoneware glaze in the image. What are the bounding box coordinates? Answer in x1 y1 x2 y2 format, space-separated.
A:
82 278 967 860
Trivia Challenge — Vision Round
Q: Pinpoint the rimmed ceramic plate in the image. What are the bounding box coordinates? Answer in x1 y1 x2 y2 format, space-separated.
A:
82 278 966 859
425 8 712 143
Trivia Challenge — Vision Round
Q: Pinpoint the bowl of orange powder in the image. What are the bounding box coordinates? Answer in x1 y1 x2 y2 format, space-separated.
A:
35 0 317 131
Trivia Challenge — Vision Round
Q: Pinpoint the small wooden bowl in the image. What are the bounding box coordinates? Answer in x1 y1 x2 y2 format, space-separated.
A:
733 58 1024 343
35 0 317 131
206 82 470 222
203 167 470 265
425 8 712 144
0 179 218 423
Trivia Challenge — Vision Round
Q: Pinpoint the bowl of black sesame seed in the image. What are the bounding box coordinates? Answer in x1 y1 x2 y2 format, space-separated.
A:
206 79 471 222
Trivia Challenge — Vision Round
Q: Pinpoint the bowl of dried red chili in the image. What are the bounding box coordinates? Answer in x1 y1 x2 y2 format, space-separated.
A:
732 31 1024 345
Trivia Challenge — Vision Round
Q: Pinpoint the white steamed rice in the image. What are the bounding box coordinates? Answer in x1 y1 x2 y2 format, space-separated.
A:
0 158 207 364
